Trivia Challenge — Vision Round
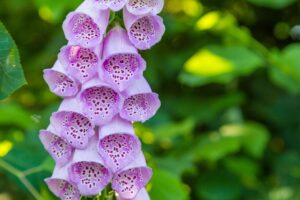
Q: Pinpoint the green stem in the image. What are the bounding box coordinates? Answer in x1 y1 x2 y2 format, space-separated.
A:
23 164 44 176
0 159 42 200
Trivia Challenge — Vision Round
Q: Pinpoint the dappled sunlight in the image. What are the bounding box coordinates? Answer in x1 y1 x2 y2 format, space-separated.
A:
220 124 244 137
269 187 294 200
196 11 236 31
196 11 220 30
38 6 53 23
184 49 233 76
134 124 156 145
165 0 203 17
0 140 13 157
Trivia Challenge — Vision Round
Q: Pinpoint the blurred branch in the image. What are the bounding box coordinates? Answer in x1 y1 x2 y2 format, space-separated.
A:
0 159 42 200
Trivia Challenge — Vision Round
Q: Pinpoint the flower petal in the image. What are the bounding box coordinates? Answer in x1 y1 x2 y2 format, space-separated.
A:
80 79 121 125
95 0 128 11
112 153 152 199
39 129 74 167
120 77 160 122
124 8 165 50
51 99 95 149
117 188 150 200
59 45 100 83
69 138 112 196
126 0 164 15
45 165 80 200
43 61 80 97
101 26 146 91
98 116 141 173
63 0 109 48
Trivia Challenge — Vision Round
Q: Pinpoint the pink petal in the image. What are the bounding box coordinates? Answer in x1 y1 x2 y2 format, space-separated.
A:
39 129 74 167
69 137 112 196
112 153 152 199
98 116 141 173
126 0 164 15
101 26 146 91
43 61 80 97
124 8 165 50
63 0 109 48
120 77 160 122
59 45 100 83
80 78 121 126
117 188 150 200
95 0 128 11
45 165 80 200
51 99 95 149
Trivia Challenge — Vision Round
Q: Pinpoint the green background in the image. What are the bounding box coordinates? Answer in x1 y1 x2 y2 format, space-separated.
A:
1 0 300 199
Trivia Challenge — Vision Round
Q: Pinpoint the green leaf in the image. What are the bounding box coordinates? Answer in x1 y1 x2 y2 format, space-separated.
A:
164 93 245 123
224 156 259 177
196 171 242 200
154 156 196 177
180 45 263 86
0 21 26 99
153 118 196 141
190 132 241 162
220 123 270 158
246 0 297 9
270 44 300 94
189 122 269 161
150 169 189 200
0 102 34 129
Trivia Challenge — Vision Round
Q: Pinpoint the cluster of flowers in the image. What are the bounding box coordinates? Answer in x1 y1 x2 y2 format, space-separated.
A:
39 0 165 199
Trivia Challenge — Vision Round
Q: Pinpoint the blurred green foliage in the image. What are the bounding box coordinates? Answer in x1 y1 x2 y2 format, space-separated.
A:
1 0 300 199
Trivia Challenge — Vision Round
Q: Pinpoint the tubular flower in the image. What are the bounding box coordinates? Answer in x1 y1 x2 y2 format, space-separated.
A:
63 0 109 48
100 26 146 91
98 116 141 173
43 61 80 97
45 165 81 200
39 127 74 167
120 77 160 122
58 45 100 83
112 153 152 199
80 79 121 126
117 188 150 200
123 8 165 50
41 0 165 199
126 0 164 15
95 0 128 11
50 99 95 149
69 137 112 196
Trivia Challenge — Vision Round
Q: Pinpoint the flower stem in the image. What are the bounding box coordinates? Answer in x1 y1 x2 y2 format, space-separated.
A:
0 159 42 200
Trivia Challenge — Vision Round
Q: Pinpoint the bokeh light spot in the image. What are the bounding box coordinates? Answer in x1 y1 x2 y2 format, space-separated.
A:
0 140 13 157
185 49 233 76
